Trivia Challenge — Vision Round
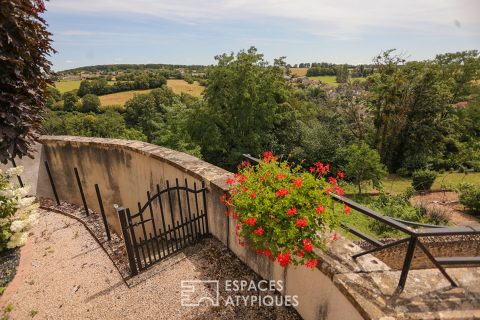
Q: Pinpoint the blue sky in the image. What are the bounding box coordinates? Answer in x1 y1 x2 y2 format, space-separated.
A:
44 0 480 71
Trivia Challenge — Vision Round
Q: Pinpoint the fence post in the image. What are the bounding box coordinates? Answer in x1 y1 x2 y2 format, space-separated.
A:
10 158 24 187
94 184 111 241
117 207 138 276
396 236 417 293
44 161 60 205
201 181 209 234
74 167 89 216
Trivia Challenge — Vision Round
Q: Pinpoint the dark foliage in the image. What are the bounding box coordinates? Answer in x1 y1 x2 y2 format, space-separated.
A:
0 0 54 163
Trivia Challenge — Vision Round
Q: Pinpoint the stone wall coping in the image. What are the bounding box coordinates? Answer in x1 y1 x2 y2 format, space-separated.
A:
39 135 232 191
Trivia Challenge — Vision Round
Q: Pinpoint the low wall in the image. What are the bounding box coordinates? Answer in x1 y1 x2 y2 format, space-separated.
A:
31 136 363 320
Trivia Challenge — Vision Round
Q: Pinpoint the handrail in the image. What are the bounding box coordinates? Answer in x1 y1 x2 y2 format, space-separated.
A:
241 153 480 292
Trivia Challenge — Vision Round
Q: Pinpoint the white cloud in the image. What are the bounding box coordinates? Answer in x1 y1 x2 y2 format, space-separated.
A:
46 0 480 38
65 60 73 63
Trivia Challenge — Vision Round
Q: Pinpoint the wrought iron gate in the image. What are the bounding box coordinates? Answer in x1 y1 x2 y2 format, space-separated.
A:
116 179 209 276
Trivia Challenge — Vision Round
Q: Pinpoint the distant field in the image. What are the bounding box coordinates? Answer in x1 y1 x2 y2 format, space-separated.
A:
166 79 203 97
55 80 81 93
290 68 308 77
308 76 338 86
308 76 367 87
99 89 152 106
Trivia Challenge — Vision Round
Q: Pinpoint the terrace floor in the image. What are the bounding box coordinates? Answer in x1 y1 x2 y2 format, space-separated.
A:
0 209 300 320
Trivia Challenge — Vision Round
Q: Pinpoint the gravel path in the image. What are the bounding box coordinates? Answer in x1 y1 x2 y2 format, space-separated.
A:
1 209 300 320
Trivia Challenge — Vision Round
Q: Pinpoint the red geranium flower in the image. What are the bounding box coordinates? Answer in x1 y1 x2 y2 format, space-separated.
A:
239 240 245 247
328 177 337 186
344 204 351 214
309 166 316 173
306 259 318 269
287 207 297 217
325 186 332 195
276 188 289 197
316 205 324 214
237 175 247 184
303 239 313 252
219 194 227 203
262 151 277 162
231 211 238 219
332 233 339 241
297 249 304 257
263 250 271 257
226 177 235 185
276 173 286 180
250 191 256 199
277 252 291 267
334 186 344 195
292 178 303 188
296 218 308 228
236 224 241 231
245 217 257 226
254 226 264 236
337 171 345 179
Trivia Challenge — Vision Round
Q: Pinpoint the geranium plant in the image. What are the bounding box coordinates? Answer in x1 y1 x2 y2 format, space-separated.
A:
223 152 346 269
0 166 38 251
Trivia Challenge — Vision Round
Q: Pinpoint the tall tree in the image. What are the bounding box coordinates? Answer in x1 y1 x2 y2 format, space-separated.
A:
0 0 54 163
189 47 291 169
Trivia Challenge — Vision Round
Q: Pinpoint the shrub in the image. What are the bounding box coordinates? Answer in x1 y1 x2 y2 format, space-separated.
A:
458 183 480 214
411 170 437 191
0 166 38 251
344 143 387 194
225 152 345 269
368 192 447 236
81 94 101 113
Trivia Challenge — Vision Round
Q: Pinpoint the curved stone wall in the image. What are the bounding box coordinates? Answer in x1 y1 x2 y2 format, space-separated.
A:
33 136 366 320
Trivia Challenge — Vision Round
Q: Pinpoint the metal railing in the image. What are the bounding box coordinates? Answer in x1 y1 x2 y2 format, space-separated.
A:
243 154 480 293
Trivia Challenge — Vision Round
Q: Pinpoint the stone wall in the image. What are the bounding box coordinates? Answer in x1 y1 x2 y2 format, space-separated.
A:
31 136 364 320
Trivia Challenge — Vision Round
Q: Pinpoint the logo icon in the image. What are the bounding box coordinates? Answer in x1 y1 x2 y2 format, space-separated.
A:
181 280 220 307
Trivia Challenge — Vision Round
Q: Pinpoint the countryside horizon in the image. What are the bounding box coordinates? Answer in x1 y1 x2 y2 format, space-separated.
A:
44 0 480 71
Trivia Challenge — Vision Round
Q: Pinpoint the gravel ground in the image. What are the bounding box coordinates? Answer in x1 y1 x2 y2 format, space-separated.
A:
411 191 480 226
2 209 301 320
0 248 20 295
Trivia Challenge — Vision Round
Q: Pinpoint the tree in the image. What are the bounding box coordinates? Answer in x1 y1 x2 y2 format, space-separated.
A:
189 47 290 169
63 92 79 112
81 94 101 113
336 65 350 83
77 80 93 97
124 94 161 142
42 109 147 141
0 0 54 163
344 142 387 194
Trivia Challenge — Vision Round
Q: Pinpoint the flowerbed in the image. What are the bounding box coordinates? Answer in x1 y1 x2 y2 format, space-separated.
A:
223 152 346 269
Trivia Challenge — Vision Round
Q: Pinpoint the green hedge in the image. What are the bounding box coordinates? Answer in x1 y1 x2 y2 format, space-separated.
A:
411 170 437 191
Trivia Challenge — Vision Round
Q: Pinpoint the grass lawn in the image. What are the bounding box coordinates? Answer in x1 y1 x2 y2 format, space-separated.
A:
308 76 367 87
166 79 204 97
54 80 81 93
290 67 308 77
308 76 338 86
99 89 152 106
343 172 480 195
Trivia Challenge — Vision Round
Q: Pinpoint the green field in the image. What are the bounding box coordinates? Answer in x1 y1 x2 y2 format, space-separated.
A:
54 80 81 93
308 76 366 87
343 172 480 195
